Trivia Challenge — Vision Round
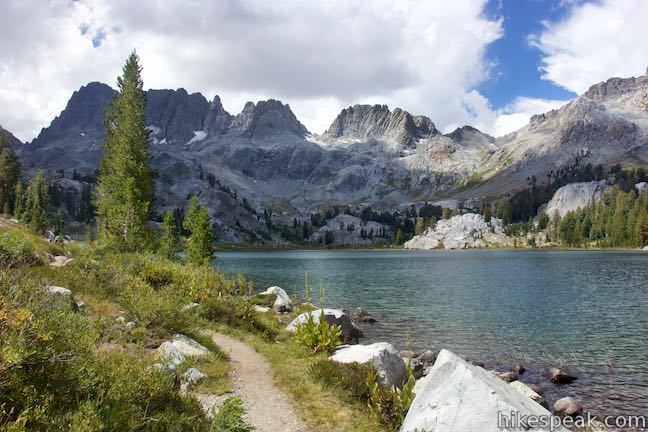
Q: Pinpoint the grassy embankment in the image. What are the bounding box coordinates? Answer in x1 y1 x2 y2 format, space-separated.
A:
0 219 389 431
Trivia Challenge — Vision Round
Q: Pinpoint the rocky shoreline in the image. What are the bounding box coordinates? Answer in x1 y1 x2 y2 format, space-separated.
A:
259 286 613 431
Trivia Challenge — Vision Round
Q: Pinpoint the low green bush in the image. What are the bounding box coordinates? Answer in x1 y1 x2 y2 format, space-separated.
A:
294 311 342 354
209 396 254 432
309 360 374 402
0 228 40 268
202 296 278 340
0 279 211 431
365 362 416 430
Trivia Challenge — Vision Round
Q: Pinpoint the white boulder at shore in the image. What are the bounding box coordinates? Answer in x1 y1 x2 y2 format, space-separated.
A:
259 286 293 313
544 181 608 218
404 213 511 250
401 349 568 432
286 308 362 342
329 342 407 389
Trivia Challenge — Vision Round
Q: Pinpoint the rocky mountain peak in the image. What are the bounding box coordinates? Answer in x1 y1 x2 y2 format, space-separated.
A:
582 75 648 103
446 126 495 147
30 81 114 147
324 104 437 148
228 99 308 139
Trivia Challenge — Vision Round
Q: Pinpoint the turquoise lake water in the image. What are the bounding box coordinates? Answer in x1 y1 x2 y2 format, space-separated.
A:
213 249 648 418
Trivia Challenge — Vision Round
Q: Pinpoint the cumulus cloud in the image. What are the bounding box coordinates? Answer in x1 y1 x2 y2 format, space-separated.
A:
493 97 568 137
0 0 506 141
530 0 648 94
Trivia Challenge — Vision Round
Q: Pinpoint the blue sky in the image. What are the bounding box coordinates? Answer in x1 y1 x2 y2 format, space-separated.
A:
480 0 578 110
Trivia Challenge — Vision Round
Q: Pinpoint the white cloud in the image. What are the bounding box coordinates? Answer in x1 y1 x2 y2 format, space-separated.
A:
0 0 505 142
530 0 648 94
493 97 569 137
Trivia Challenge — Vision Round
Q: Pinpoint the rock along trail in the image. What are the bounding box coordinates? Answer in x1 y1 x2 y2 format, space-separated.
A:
208 331 307 432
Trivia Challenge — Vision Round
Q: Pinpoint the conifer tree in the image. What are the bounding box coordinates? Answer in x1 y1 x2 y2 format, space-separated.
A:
13 181 23 218
414 217 426 236
0 130 21 213
183 197 214 266
395 227 404 245
22 171 49 233
94 51 154 251
159 210 180 260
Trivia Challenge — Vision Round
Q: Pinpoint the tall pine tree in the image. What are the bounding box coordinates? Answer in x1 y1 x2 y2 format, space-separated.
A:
183 196 214 266
22 171 49 233
94 51 154 251
159 209 180 260
0 130 21 214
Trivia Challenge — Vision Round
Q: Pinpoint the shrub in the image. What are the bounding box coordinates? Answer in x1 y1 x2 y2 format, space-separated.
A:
0 228 39 268
309 360 373 402
202 296 278 340
209 396 254 432
0 275 210 431
294 311 342 354
365 360 416 430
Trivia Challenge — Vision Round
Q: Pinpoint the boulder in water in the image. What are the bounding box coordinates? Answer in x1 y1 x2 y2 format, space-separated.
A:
401 349 568 432
286 309 362 343
553 397 583 418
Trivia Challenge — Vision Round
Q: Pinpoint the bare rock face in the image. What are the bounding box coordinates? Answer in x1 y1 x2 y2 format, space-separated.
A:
404 213 511 249
544 181 609 218
228 99 308 139
323 104 437 149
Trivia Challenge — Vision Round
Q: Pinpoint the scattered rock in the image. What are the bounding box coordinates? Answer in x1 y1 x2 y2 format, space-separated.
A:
493 371 519 383
49 256 74 268
181 367 207 389
403 357 425 379
330 342 407 389
512 362 526 375
635 182 647 194
402 349 568 432
510 381 548 408
73 300 86 311
527 383 544 395
352 307 376 323
157 343 186 371
254 305 270 313
181 302 200 312
416 350 437 367
286 308 362 343
45 285 72 296
643 245 648 251
553 397 583 418
194 393 231 418
259 286 293 313
400 350 420 359
125 321 136 330
44 230 56 243
156 334 210 371
549 367 578 384
115 316 126 324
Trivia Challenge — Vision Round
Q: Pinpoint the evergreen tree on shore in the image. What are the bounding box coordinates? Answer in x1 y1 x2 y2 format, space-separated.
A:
159 210 180 260
22 171 49 233
183 196 214 266
94 51 154 251
0 130 21 214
